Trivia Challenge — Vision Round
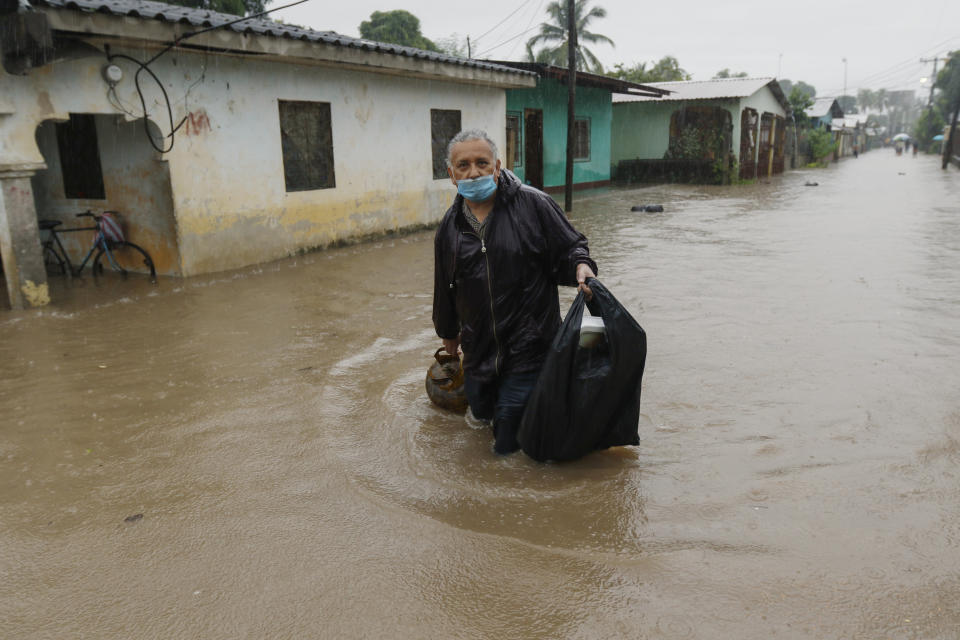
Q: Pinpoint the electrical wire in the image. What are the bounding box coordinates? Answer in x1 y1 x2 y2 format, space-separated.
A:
505 0 546 60
471 0 535 47
825 35 960 95
474 23 545 58
106 0 314 154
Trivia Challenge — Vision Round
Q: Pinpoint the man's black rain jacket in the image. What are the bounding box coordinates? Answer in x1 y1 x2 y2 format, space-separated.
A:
432 169 597 382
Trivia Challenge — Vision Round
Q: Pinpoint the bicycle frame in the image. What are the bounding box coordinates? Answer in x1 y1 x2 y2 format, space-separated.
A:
73 228 108 276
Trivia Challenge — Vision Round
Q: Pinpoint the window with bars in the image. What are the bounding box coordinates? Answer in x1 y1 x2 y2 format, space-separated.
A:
278 100 336 192
56 114 106 200
431 109 461 179
505 113 522 169
573 117 590 161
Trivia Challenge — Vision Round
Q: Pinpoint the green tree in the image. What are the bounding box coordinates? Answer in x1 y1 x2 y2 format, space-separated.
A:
935 51 960 167
788 87 814 128
609 56 690 82
359 10 438 51
435 33 468 58
807 127 836 164
713 68 748 79
913 108 946 151
935 50 960 112
647 55 690 81
779 79 816 99
608 61 647 82
874 88 888 112
838 95 857 113
525 0 614 73
167 0 269 16
857 88 875 112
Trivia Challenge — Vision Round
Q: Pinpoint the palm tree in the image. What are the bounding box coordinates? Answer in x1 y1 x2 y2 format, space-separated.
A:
875 88 889 113
525 0 614 73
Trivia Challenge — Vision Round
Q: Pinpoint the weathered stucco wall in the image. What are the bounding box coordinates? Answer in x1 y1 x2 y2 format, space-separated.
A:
506 79 612 187
158 54 506 275
31 116 180 274
612 86 787 166
0 42 509 276
612 99 740 162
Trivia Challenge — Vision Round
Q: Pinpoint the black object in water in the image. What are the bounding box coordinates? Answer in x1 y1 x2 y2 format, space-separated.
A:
517 278 647 462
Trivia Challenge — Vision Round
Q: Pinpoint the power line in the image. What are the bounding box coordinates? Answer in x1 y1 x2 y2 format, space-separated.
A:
848 35 960 88
505 0 546 59
471 0 536 47
473 23 545 58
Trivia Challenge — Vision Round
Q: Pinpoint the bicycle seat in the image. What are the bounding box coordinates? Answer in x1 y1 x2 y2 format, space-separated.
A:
38 219 62 230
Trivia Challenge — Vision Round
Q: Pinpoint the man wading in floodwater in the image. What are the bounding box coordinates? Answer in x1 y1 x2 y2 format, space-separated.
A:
432 129 597 454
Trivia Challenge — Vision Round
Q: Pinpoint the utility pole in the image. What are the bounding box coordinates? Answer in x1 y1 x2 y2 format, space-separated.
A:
920 56 940 109
564 0 576 212
467 36 471 59
944 97 959 170
842 57 847 113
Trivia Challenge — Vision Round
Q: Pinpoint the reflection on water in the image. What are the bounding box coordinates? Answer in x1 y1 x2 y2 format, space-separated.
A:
2 152 959 638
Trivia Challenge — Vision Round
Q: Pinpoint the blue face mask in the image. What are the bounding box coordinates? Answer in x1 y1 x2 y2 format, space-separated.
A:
457 174 497 202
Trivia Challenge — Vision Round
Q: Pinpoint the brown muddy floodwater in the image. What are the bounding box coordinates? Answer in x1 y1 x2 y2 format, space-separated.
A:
2 151 960 639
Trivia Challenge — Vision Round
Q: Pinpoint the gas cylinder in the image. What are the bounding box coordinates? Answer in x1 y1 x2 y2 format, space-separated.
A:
425 347 468 413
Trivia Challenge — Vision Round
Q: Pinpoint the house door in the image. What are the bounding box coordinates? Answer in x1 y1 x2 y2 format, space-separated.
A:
758 113 773 178
524 108 543 190
739 108 758 180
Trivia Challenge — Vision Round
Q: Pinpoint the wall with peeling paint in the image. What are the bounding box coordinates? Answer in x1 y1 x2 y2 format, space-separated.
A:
611 86 787 166
505 79 612 188
1 43 510 276
32 116 180 275
154 53 506 275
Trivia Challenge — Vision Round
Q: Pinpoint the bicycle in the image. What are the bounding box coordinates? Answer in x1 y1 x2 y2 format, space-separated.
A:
39 210 157 283
40 219 72 276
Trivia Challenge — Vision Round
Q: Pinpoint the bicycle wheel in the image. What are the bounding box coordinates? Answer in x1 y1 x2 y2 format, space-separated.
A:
43 243 68 276
93 241 157 283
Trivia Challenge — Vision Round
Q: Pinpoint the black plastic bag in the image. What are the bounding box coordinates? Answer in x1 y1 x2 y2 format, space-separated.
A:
518 278 646 462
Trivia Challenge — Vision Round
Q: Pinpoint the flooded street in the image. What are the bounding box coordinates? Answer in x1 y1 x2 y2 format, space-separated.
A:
2 151 959 638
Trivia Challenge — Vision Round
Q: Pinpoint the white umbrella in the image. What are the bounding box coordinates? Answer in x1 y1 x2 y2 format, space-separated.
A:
892 133 910 141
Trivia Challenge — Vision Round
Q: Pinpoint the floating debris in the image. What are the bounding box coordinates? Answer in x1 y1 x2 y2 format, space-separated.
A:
630 204 664 212
124 513 144 523
804 181 819 186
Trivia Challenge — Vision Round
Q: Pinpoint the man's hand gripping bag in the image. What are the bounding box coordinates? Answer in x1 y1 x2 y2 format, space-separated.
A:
517 278 646 462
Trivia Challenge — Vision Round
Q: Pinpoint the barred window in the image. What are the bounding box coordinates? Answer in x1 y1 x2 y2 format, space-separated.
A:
573 117 590 161
505 114 522 169
56 114 105 200
279 100 336 192
431 109 461 179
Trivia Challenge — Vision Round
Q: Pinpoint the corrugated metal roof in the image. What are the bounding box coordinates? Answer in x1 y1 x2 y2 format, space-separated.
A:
31 0 535 76
612 77 779 103
484 61 670 97
805 97 841 118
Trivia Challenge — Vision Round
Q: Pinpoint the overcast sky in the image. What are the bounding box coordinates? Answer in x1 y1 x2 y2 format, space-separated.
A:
276 0 959 98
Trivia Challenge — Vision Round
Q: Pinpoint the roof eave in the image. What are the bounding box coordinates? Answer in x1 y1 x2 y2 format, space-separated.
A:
484 60 670 96
38 5 536 88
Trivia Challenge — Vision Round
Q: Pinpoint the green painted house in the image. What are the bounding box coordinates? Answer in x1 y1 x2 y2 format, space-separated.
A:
611 77 790 182
487 62 668 191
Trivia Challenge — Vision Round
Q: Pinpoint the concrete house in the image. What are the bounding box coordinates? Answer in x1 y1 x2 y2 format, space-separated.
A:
0 0 535 309
611 77 791 182
487 61 668 192
806 97 844 130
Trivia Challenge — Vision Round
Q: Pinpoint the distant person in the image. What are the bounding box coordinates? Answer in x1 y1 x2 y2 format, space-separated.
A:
432 129 597 454
913 143 919 157
895 140 903 155
853 144 859 158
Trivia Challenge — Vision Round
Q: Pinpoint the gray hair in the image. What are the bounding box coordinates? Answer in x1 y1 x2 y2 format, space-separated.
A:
446 129 499 167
